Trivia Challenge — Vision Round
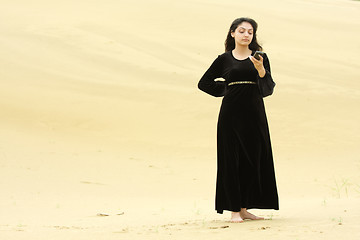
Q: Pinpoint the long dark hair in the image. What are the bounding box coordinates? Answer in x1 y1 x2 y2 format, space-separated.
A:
225 17 262 52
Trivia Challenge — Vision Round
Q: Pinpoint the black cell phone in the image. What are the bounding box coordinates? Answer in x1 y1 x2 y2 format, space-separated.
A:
253 51 265 60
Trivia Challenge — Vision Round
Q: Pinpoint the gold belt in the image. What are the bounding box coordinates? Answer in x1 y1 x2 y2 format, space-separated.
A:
228 81 256 86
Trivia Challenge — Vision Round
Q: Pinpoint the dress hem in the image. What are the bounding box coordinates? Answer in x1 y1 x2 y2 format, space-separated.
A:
216 206 279 214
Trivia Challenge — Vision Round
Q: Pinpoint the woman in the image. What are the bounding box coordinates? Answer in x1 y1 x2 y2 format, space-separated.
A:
198 17 279 223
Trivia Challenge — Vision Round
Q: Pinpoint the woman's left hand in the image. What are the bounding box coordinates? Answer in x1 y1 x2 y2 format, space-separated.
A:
250 55 266 78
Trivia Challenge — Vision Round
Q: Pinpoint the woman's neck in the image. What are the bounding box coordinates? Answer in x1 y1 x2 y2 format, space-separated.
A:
233 46 251 55
232 46 252 59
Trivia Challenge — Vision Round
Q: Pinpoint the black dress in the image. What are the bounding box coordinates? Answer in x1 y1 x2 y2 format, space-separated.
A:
198 51 279 214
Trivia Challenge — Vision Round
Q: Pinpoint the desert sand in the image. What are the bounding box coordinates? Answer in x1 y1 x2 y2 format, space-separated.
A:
1 0 360 239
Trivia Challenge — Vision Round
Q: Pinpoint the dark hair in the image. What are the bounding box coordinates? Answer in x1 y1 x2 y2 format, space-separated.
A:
225 17 262 52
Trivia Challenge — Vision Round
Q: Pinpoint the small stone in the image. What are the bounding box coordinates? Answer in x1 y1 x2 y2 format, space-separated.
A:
97 213 109 217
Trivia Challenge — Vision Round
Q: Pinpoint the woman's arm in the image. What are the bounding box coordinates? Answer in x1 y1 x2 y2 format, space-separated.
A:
258 54 275 97
250 53 275 97
198 55 226 97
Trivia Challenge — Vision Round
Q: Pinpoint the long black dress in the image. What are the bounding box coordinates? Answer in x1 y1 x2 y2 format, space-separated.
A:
198 51 279 214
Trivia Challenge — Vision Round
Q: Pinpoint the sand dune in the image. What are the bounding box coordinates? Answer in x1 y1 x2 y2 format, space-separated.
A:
1 0 360 239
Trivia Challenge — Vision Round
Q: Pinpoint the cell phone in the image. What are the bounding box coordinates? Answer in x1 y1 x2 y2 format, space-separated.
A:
253 51 265 60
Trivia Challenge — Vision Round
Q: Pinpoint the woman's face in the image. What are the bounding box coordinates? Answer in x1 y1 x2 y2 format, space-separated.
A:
231 22 254 47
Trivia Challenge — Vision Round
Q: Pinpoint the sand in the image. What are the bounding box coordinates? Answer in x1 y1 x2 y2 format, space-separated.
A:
1 0 360 239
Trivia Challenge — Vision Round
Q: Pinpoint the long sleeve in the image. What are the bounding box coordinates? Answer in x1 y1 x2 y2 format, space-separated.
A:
257 53 276 97
198 55 226 97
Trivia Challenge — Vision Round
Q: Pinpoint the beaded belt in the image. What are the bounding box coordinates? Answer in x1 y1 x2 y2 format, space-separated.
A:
228 81 256 86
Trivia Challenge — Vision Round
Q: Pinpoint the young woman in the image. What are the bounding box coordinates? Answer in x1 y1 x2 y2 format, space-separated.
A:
198 17 279 223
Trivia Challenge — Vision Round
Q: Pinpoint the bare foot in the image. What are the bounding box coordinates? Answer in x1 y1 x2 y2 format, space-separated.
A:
240 209 264 220
230 212 244 223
